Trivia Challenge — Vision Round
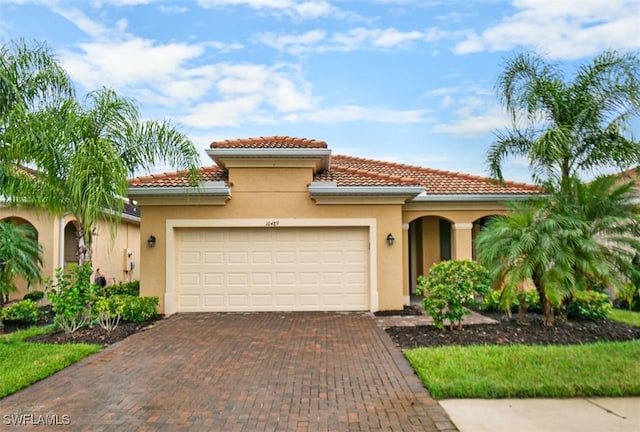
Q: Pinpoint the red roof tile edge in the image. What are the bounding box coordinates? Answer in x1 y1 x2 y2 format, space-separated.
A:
210 136 328 149
332 154 541 193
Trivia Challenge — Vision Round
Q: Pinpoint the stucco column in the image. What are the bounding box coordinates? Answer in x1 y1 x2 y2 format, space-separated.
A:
401 223 410 305
453 222 473 261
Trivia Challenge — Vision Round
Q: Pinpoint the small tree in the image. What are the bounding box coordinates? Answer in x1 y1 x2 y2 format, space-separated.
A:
46 264 96 333
417 260 491 330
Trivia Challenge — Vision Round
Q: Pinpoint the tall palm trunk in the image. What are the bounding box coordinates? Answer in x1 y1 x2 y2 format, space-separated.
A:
75 224 91 266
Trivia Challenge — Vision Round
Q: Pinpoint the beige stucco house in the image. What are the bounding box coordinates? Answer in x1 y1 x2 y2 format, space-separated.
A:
0 203 141 301
129 136 539 314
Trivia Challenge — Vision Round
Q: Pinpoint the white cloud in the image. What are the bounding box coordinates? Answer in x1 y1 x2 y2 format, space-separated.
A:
46 3 111 38
256 26 449 54
254 30 326 54
177 63 316 127
429 86 510 137
282 105 431 124
432 111 508 137
453 0 640 59
196 0 337 19
61 38 206 90
158 5 188 13
180 96 264 128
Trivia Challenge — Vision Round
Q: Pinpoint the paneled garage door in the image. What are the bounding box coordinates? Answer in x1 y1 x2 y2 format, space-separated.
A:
175 227 369 312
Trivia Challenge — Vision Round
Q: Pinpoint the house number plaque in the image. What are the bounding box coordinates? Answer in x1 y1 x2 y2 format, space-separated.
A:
265 220 280 227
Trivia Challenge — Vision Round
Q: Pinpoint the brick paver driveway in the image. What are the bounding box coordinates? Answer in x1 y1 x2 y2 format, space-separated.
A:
0 312 456 431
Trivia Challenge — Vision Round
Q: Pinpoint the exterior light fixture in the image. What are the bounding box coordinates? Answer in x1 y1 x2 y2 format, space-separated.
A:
386 233 395 246
147 235 156 248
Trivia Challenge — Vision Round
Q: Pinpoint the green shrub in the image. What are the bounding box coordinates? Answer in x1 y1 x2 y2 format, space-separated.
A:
46 264 96 333
616 283 639 312
97 280 140 297
567 290 612 321
417 260 492 330
93 297 124 332
23 290 45 302
0 300 41 324
480 288 542 315
520 290 542 314
480 290 516 312
110 295 159 323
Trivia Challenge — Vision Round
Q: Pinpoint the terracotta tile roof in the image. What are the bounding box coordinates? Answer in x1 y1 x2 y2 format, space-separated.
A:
130 137 540 196
315 165 421 187
210 136 328 149
129 166 227 188
328 155 540 195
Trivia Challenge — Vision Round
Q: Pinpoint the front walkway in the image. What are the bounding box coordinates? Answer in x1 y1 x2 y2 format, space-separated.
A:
0 312 457 431
375 302 497 329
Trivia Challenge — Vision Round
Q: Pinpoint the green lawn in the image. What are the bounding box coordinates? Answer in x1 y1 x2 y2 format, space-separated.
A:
609 309 640 327
0 327 101 399
405 340 640 399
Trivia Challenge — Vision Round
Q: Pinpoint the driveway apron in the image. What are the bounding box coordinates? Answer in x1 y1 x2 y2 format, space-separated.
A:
0 312 456 431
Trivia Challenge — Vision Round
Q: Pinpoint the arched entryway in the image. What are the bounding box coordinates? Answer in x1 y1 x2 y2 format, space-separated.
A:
472 215 499 260
63 221 79 268
408 216 453 294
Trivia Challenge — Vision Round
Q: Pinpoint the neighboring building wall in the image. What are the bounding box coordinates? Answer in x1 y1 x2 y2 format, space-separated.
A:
0 207 60 299
0 206 140 301
91 218 141 285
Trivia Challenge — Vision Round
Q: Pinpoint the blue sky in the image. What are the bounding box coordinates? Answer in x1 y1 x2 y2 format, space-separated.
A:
1 0 639 183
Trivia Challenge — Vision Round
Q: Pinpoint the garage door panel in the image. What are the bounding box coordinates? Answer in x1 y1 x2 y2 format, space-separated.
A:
275 251 296 263
180 251 200 264
274 294 296 307
251 251 272 263
251 272 272 284
175 227 369 312
228 294 249 307
228 251 249 264
204 252 224 264
180 272 200 286
203 294 225 307
178 294 201 308
203 230 224 242
251 294 273 306
228 273 249 285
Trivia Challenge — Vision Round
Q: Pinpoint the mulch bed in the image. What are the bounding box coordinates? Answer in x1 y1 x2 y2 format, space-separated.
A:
3 304 640 349
0 305 161 346
374 305 423 316
26 320 160 346
386 311 640 349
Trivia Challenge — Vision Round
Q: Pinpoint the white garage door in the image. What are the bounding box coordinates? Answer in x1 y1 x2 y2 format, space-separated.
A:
175 227 369 312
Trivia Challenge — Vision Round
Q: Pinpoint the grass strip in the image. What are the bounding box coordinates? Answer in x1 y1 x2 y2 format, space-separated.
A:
405 340 640 399
0 327 101 399
609 309 640 327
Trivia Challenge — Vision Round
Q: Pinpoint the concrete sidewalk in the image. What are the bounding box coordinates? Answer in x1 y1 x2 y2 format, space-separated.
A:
440 397 640 432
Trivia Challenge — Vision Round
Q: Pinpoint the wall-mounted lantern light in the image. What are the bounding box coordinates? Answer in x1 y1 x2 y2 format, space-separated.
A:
386 233 395 246
147 235 156 248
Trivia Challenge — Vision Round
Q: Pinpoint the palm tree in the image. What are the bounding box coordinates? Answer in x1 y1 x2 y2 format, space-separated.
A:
477 176 640 326
477 199 576 326
554 175 640 292
1 39 73 195
1 41 201 265
0 221 43 306
488 50 640 190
